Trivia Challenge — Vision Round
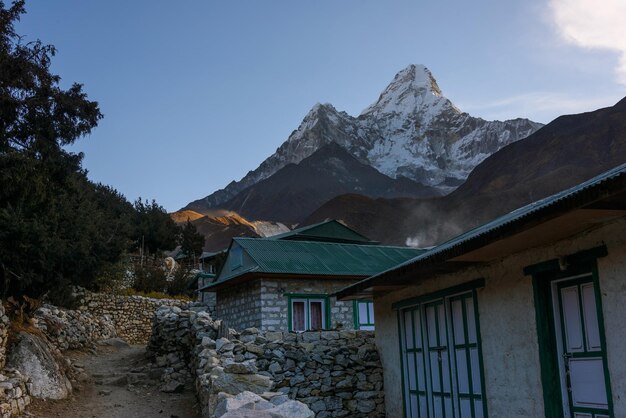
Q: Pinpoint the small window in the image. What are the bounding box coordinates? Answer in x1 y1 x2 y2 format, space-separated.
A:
289 296 328 332
355 300 375 330
230 245 243 269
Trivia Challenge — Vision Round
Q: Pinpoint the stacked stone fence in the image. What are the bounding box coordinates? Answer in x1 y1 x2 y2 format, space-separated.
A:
74 288 189 344
148 306 384 418
0 301 31 418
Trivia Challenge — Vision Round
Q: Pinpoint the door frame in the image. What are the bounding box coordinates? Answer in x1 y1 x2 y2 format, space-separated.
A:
525 245 613 418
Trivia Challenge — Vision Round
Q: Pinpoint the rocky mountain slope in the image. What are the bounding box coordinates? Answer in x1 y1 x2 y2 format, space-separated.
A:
171 211 289 252
185 64 542 213
213 142 440 223
303 97 626 247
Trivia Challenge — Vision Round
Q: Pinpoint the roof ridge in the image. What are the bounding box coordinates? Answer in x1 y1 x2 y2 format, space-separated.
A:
234 236 422 251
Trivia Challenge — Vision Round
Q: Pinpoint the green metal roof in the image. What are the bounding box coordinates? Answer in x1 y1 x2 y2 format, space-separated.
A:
270 220 375 244
336 162 626 300
205 238 425 289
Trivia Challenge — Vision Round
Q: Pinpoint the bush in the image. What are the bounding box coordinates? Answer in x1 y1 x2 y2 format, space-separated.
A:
132 264 168 294
166 267 194 297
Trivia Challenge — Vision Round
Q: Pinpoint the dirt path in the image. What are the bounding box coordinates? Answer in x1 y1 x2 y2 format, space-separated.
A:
27 343 200 418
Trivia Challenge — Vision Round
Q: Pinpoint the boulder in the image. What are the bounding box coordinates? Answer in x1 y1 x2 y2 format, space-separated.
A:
214 391 274 417
7 332 72 400
214 391 314 418
271 400 315 418
223 360 258 374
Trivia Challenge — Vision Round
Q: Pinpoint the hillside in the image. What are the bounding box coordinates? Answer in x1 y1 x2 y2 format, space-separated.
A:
303 97 626 246
215 142 439 223
185 64 541 213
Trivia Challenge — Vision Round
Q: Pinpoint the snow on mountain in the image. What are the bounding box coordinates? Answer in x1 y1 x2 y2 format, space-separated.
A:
185 64 543 211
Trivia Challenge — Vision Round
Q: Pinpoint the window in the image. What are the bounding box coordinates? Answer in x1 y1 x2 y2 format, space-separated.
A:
230 245 243 270
288 295 329 332
354 300 375 330
397 285 487 418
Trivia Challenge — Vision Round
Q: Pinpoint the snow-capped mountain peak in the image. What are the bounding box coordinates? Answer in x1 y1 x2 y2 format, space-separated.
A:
360 64 457 120
184 65 543 212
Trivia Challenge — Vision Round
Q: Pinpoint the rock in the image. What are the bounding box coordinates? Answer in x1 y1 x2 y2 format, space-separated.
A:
224 360 258 374
216 338 235 353
270 400 315 418
214 391 274 417
7 332 72 400
160 380 185 393
98 338 130 348
220 410 279 418
210 368 273 395
269 394 290 406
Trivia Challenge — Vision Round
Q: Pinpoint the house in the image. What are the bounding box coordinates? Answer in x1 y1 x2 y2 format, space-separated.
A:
199 220 424 332
336 163 626 418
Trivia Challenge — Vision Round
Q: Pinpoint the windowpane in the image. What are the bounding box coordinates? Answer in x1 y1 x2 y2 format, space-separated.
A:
368 302 375 323
309 301 323 330
359 302 369 324
292 301 306 331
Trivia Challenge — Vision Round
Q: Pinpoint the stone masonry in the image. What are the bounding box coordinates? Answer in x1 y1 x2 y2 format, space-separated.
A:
217 280 262 331
149 306 384 417
217 278 357 332
0 301 32 418
0 303 7 370
74 288 189 344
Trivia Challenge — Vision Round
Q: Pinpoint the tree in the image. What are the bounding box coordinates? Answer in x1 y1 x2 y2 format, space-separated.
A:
180 220 205 260
0 1 135 302
131 198 179 258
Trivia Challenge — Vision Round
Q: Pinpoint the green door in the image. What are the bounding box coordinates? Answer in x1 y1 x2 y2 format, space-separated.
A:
399 290 487 418
553 275 613 418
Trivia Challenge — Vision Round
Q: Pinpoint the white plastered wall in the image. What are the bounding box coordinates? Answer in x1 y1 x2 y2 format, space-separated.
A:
374 217 626 417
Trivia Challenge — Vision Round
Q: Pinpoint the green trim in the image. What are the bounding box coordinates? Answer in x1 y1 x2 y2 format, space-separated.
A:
532 273 565 418
523 244 608 276
397 310 408 418
396 286 487 418
286 293 331 332
472 288 489 418
391 278 485 310
591 261 615 416
523 259 560 276
353 300 375 330
530 253 613 418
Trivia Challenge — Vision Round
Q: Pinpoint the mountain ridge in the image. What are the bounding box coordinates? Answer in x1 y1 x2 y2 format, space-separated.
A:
184 64 543 213
302 97 626 247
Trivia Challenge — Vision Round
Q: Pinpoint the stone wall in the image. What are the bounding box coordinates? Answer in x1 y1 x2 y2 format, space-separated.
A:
33 304 117 351
0 302 7 369
148 306 384 418
0 302 32 418
75 288 189 344
260 278 356 331
217 278 358 332
0 369 31 418
216 280 262 331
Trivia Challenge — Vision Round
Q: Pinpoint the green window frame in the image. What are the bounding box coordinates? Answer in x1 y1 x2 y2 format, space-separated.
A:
353 300 375 330
394 279 488 418
286 293 330 332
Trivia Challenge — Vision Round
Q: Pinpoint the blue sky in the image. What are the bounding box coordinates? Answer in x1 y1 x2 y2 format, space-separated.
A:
16 0 626 211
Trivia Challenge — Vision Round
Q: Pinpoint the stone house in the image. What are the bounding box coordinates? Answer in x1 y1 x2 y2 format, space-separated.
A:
337 163 626 418
200 220 424 332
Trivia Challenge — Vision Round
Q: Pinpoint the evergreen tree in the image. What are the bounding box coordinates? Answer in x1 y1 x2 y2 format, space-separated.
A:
131 198 179 258
180 220 205 259
0 1 133 301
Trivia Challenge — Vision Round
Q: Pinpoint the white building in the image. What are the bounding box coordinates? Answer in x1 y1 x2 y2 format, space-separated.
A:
337 163 626 418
